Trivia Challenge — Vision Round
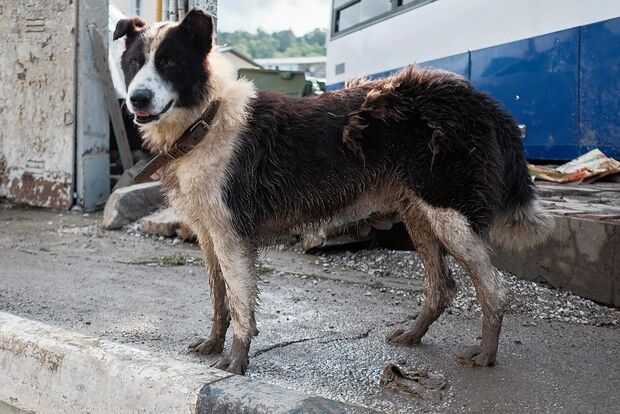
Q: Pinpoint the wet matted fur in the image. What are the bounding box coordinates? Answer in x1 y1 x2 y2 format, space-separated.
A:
115 9 554 374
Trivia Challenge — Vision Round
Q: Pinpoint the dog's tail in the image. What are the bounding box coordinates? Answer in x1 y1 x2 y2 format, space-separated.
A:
489 111 555 251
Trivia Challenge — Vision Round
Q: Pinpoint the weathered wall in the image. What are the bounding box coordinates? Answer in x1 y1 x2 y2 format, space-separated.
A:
0 1 110 211
0 1 77 209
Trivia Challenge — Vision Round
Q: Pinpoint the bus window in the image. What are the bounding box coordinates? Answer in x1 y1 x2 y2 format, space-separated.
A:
361 1 392 21
336 1 361 32
399 0 432 7
334 0 435 35
334 0 393 33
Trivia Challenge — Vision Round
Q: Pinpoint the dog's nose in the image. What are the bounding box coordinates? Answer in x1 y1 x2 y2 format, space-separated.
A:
129 89 153 110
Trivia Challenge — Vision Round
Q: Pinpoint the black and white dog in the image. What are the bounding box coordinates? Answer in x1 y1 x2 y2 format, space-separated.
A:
114 9 553 374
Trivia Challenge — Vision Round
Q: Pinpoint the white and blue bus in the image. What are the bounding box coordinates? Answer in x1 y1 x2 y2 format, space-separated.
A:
326 0 620 161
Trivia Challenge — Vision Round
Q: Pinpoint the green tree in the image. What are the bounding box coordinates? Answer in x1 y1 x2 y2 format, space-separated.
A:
272 30 296 53
217 28 326 59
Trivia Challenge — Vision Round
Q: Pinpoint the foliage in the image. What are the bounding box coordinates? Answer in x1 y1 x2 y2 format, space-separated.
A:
217 28 326 58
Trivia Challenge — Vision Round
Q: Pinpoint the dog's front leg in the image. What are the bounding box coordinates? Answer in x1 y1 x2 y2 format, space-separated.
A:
189 231 230 356
209 230 258 375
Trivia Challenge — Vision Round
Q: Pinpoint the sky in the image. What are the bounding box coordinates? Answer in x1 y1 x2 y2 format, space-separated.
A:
217 0 331 35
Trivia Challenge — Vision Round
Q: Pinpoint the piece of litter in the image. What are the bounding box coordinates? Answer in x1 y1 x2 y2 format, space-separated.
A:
528 149 620 183
379 363 446 401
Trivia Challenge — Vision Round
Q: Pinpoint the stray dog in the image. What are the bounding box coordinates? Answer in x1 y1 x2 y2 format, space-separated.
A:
114 10 554 374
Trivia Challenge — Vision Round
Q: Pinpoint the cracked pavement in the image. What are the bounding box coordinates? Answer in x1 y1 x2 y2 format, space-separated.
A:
1 206 619 413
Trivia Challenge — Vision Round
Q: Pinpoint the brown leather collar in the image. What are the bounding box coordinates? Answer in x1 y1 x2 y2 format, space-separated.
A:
133 99 221 184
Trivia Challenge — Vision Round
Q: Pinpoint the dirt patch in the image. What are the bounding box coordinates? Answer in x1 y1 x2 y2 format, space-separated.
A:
0 337 64 372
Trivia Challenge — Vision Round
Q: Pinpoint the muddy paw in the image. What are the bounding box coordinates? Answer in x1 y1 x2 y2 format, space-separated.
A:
386 328 422 347
457 346 496 367
188 337 224 356
214 354 249 375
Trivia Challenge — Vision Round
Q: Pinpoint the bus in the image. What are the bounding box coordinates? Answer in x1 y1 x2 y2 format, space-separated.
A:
326 0 620 161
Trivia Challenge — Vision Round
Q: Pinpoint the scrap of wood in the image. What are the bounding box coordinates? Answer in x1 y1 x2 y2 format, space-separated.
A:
88 25 133 171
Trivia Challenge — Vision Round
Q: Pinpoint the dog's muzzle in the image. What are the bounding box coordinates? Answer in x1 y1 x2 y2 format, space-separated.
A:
134 100 174 124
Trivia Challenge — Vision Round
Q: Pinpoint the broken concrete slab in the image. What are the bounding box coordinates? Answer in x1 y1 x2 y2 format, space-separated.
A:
493 215 620 307
102 182 163 229
140 208 180 237
535 181 620 204
197 375 377 413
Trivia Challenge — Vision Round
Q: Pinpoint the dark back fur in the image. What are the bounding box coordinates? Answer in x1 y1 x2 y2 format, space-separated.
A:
223 66 533 240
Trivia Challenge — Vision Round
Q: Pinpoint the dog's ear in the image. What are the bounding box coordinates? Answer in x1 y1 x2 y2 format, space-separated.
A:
113 16 147 41
179 9 214 53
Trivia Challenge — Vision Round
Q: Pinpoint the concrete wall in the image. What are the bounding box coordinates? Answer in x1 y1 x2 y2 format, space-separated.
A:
0 1 77 209
0 1 110 211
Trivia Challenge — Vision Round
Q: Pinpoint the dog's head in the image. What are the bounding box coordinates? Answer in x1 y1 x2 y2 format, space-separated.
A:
113 9 214 125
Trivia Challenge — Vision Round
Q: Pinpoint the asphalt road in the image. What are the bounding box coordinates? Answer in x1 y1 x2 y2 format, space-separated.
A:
0 206 618 413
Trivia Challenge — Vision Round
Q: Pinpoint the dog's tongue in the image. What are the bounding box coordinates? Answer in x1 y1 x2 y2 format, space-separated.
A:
136 111 149 117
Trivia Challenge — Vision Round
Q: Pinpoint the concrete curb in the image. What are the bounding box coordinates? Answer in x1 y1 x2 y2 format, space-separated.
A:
0 312 375 414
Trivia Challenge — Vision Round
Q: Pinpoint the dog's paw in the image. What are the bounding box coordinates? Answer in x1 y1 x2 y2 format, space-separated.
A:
457 346 496 367
188 337 224 356
214 354 249 375
386 328 422 347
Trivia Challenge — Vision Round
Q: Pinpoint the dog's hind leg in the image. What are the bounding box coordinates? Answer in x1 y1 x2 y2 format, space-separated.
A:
208 230 259 375
424 206 509 367
387 204 456 346
188 231 230 356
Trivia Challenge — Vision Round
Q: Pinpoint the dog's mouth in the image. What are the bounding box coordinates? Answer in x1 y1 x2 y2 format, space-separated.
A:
134 100 174 124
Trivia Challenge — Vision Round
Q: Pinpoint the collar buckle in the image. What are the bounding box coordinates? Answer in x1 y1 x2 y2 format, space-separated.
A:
189 119 209 133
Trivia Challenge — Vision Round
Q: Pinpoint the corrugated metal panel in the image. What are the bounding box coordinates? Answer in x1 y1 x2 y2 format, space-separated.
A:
0 1 77 209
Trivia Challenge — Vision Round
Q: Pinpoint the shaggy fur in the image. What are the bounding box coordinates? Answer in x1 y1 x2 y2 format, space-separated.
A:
115 9 553 375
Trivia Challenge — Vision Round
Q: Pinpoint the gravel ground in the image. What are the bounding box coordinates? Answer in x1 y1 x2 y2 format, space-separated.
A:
123 216 619 328
121 216 619 329
311 247 619 327
118 201 618 329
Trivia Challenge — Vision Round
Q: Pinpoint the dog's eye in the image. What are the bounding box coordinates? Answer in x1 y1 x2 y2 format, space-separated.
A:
129 58 140 70
160 57 175 69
